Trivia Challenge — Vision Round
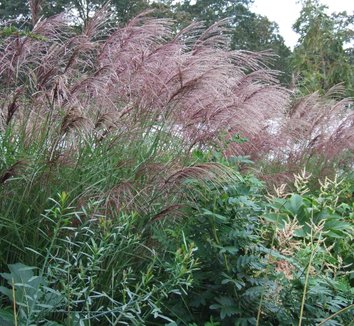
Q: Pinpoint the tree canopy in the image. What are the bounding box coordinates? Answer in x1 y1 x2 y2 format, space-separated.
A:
0 0 149 25
292 0 354 96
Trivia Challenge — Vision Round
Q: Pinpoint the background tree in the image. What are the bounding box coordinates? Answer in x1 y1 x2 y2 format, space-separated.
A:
175 0 252 25
231 12 292 84
0 0 150 26
0 0 31 24
292 0 354 96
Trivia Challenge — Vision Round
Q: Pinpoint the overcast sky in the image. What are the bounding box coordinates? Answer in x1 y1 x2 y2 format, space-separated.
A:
250 0 354 49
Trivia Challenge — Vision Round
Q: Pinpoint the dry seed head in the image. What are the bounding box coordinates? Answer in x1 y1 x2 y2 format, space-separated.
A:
319 175 342 192
266 183 289 201
275 217 302 256
275 260 295 280
305 219 328 243
294 168 311 195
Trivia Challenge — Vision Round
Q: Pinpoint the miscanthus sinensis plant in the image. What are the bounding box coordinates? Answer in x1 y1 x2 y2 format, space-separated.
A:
247 86 354 186
0 5 288 325
0 5 291 224
0 4 288 268
1 3 353 187
0 6 289 148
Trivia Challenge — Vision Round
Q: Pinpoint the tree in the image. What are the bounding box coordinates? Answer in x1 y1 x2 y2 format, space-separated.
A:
292 0 354 96
176 0 252 25
231 12 292 84
0 0 150 26
0 0 30 24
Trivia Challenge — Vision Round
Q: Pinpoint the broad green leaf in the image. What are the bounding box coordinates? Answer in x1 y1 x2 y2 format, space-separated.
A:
201 209 228 222
210 296 239 319
286 194 304 216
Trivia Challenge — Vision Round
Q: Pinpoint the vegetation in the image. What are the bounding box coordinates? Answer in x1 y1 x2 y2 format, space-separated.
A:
292 0 354 96
0 0 353 325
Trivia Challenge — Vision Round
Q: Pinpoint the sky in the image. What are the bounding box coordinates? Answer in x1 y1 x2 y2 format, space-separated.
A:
250 0 354 49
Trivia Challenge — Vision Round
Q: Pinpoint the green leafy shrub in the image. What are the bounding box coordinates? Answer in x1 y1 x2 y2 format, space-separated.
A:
263 171 354 325
156 167 354 325
160 172 279 324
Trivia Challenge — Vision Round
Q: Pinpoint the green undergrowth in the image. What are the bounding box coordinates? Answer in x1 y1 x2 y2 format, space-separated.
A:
0 130 353 325
159 160 354 325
